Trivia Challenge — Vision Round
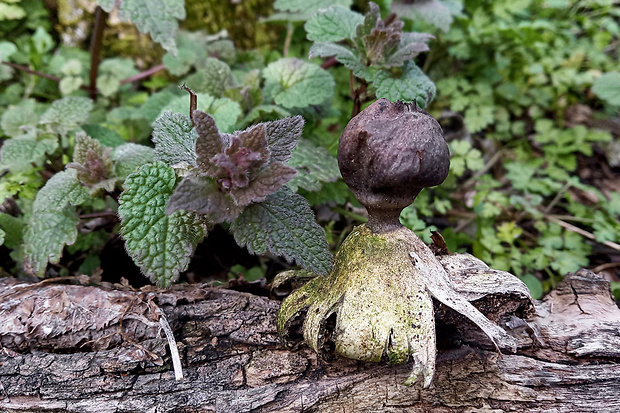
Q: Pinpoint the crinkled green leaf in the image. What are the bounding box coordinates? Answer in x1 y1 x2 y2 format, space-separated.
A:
265 115 304 163
194 110 224 176
118 162 206 287
96 58 138 97
231 187 332 275
112 143 155 179
152 111 197 166
184 58 232 97
82 124 126 148
160 93 241 133
166 173 243 223
1 99 38 138
39 96 93 136
0 213 24 249
263 58 335 109
274 0 352 14
385 32 433 67
206 39 236 64
0 136 58 173
286 139 340 192
99 0 185 55
592 72 620 107
23 169 90 276
309 43 371 81
305 6 364 42
374 61 436 107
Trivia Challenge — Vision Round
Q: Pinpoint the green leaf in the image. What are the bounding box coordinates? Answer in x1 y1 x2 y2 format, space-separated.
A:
309 42 371 81
391 0 457 32
163 48 198 76
592 72 620 107
231 187 332 275
98 0 185 55
39 96 93 136
0 136 58 173
287 139 340 192
59 76 83 96
374 62 436 107
160 93 241 133
0 212 24 249
152 112 197 166
184 58 232 97
82 124 126 148
0 41 18 61
118 162 206 287
274 0 352 14
23 169 90 276
263 58 335 109
140 90 181 123
111 143 155 179
1 99 38 138
96 58 138 97
519 273 543 300
304 6 364 42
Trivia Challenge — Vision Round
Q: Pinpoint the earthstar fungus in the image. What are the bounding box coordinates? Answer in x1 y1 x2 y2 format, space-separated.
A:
277 99 529 387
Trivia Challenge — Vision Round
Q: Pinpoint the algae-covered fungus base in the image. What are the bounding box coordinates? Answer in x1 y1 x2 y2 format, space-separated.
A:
278 224 519 388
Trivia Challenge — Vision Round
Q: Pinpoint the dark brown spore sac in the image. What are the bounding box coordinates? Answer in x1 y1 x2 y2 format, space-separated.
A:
338 99 450 233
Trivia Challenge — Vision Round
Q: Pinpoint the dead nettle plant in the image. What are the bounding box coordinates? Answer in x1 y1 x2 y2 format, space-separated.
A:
277 99 533 387
117 87 333 287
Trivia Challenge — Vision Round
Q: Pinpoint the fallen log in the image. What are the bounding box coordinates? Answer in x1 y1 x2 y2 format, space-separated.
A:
0 268 618 413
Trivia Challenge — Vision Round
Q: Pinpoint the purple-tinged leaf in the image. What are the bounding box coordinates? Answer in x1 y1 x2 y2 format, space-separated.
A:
194 110 223 176
166 173 243 223
237 123 269 161
231 162 297 206
265 115 304 163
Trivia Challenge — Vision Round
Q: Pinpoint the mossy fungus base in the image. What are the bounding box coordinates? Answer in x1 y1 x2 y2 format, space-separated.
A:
278 224 524 388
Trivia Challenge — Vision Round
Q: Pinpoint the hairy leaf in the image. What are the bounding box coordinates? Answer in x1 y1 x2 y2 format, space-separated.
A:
39 96 93 136
73 132 104 164
1 99 38 138
263 58 335 109
118 162 206 287
286 139 340 192
231 162 297 206
96 58 138 97
152 112 197 166
592 72 620 107
0 136 58 173
305 6 364 42
194 110 224 176
265 115 304 163
112 143 155 179
23 169 90 276
231 187 332 275
374 62 436 107
98 0 185 55
166 173 243 223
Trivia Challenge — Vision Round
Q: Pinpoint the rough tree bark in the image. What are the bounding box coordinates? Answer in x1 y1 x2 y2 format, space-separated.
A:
0 268 618 413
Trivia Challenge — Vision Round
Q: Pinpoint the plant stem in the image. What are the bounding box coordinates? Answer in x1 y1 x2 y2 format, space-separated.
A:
321 57 339 69
283 22 294 57
349 72 368 119
88 6 109 101
1 61 60 82
119 64 166 85
179 83 197 125
545 215 620 252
